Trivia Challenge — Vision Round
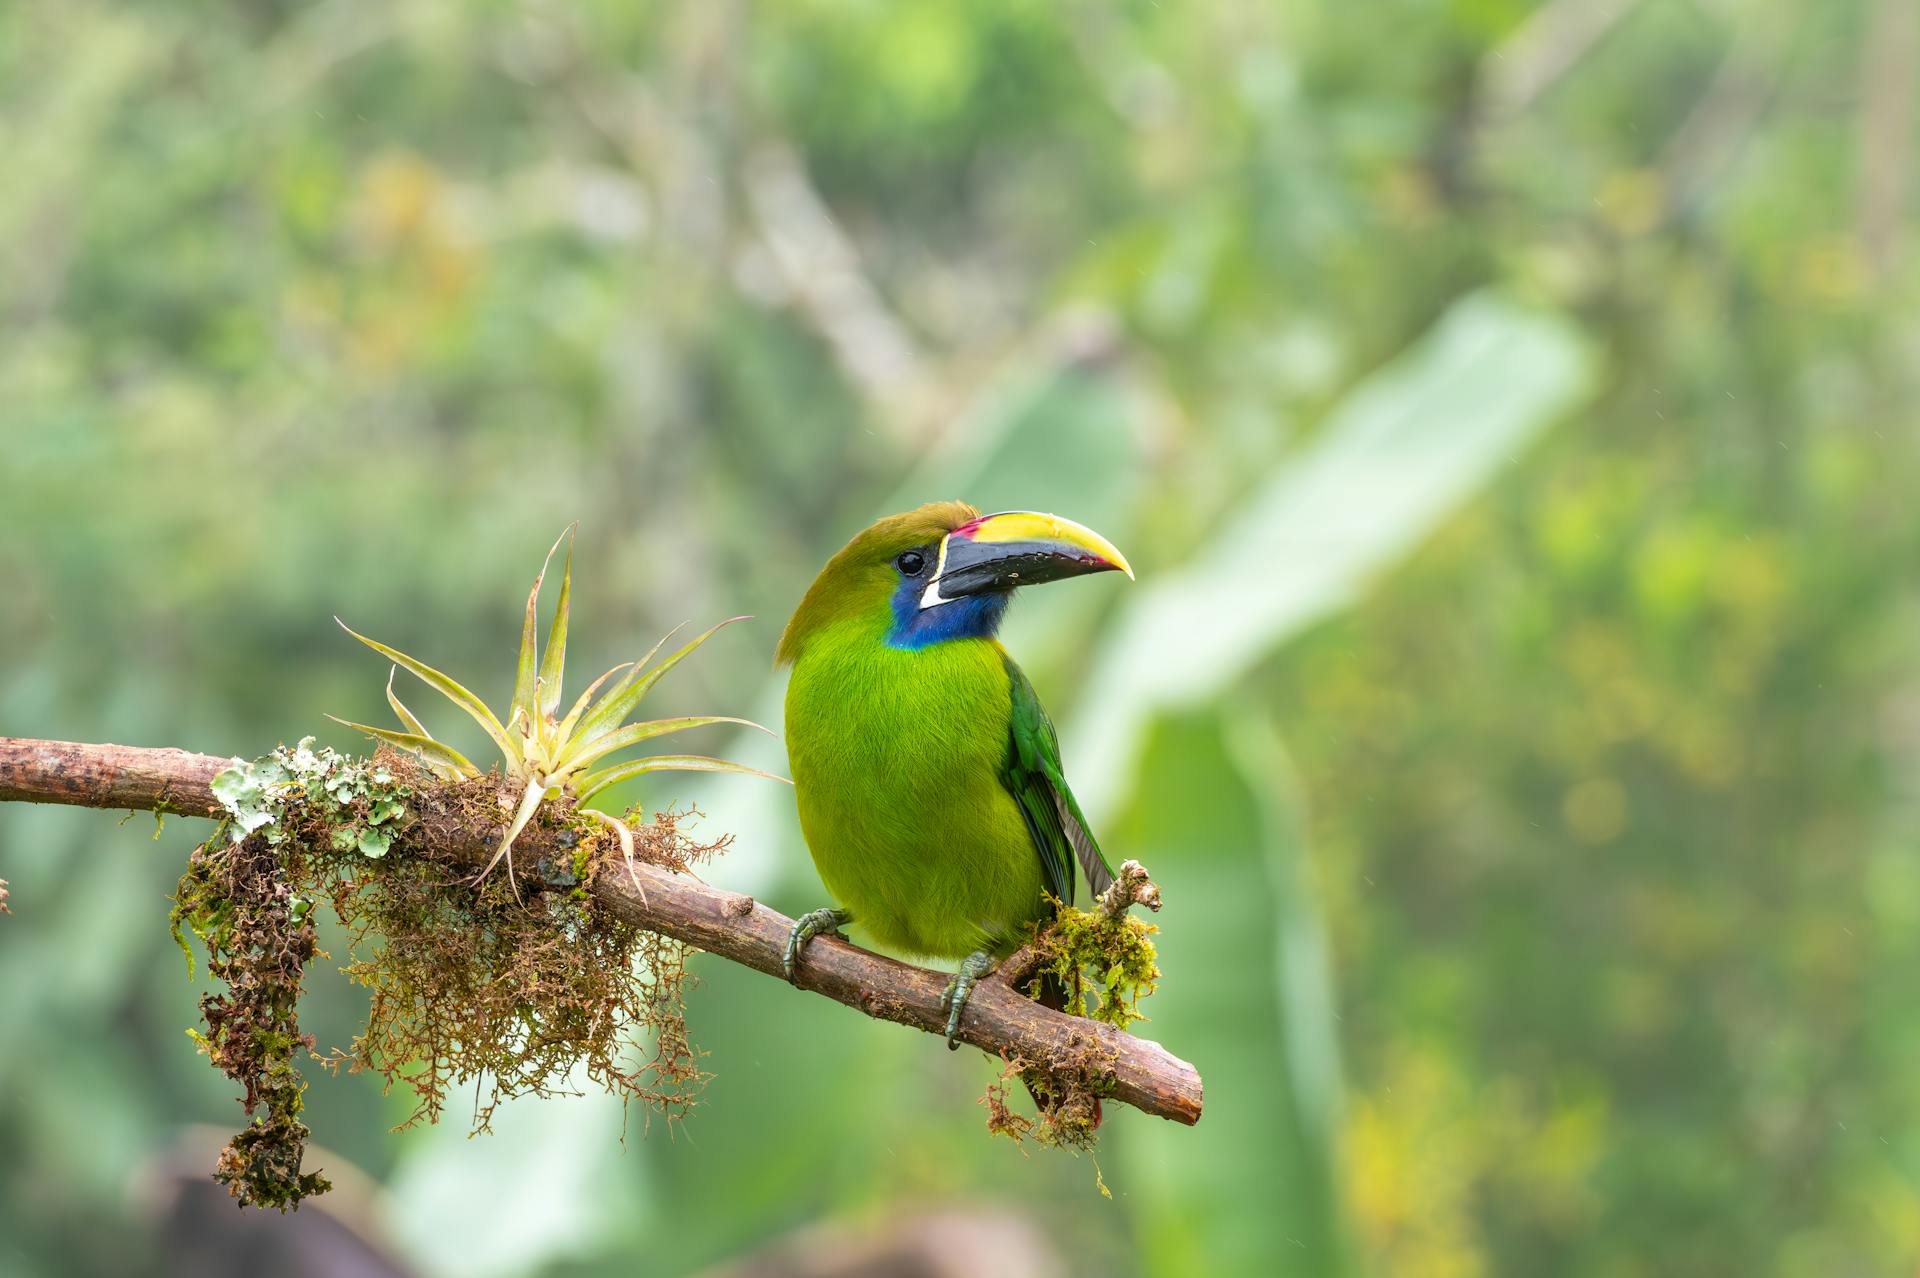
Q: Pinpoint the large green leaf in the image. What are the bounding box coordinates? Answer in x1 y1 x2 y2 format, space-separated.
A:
1112 715 1349 1276
1066 293 1597 821
1225 708 1353 1273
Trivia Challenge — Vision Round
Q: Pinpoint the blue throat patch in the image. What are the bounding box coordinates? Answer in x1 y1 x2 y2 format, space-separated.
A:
887 579 1010 649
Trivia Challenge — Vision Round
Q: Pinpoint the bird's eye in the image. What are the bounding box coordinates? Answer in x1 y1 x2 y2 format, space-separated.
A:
896 550 926 576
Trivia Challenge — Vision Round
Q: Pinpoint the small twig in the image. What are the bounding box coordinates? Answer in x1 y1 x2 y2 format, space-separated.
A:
997 941 1043 996
742 143 928 434
1097 859 1162 919
1857 0 1916 275
1656 11 1803 224
0 737 1203 1126
1477 0 1645 125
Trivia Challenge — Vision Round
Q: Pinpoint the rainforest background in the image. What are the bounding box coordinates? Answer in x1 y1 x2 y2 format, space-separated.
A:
2 1 1916 1274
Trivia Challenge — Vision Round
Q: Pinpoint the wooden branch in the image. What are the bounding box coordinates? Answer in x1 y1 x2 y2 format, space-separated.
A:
0 738 229 817
1655 12 1801 225
0 736 1203 1127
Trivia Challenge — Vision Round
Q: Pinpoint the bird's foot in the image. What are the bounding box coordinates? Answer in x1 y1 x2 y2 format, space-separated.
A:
941 950 998 1050
783 907 853 983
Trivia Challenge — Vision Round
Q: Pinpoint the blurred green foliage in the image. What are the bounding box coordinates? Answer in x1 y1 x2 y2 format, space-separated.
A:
3 1 1917 1275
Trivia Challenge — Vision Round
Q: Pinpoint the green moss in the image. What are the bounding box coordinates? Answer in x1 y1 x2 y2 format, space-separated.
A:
1018 901 1161 1032
983 901 1160 1156
169 738 416 1209
1023 1066 1110 1152
170 814 332 1210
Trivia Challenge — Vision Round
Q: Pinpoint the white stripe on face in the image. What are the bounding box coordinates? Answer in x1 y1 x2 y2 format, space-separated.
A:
918 531 956 610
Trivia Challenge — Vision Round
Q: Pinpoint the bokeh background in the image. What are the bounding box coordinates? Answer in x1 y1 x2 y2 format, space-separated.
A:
3 1 1917 1274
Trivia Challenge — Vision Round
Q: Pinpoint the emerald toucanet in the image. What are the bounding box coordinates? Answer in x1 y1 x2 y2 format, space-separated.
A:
777 501 1131 1044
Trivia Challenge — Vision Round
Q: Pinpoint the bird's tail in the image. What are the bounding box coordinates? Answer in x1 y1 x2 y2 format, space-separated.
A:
1028 966 1072 1014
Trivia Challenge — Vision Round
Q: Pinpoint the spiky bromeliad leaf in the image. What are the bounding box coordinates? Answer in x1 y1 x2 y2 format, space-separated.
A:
539 530 573 718
379 668 473 781
554 661 634 746
335 619 523 767
325 716 480 781
336 529 782 896
513 525 575 731
386 666 434 740
576 618 748 746
576 754 789 805
567 624 682 743
560 716 770 775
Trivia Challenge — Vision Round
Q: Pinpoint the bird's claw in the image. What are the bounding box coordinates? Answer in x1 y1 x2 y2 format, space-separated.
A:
783 907 853 983
941 950 998 1050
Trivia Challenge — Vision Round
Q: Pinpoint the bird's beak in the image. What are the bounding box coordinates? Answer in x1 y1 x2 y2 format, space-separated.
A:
919 510 1134 610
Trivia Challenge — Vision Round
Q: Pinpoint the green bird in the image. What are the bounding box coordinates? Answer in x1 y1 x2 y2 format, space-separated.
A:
777 501 1132 1044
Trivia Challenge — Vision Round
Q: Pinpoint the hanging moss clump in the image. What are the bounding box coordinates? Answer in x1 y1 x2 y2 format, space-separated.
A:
979 898 1161 1155
171 818 331 1210
313 768 720 1135
171 738 722 1209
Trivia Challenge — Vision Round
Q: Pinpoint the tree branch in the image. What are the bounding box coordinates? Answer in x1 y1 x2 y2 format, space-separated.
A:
1477 0 1645 125
1857 0 1915 276
0 736 1203 1127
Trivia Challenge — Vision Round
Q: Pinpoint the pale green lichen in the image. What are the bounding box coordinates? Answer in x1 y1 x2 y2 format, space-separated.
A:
209 737 410 855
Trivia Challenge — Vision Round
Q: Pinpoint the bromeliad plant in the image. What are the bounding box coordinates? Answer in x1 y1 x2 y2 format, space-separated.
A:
331 526 782 894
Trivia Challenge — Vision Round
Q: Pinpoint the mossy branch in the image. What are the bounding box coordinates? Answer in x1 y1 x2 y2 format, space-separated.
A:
0 736 1205 1128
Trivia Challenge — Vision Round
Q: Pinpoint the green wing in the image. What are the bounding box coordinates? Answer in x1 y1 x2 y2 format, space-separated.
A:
1002 654 1117 907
